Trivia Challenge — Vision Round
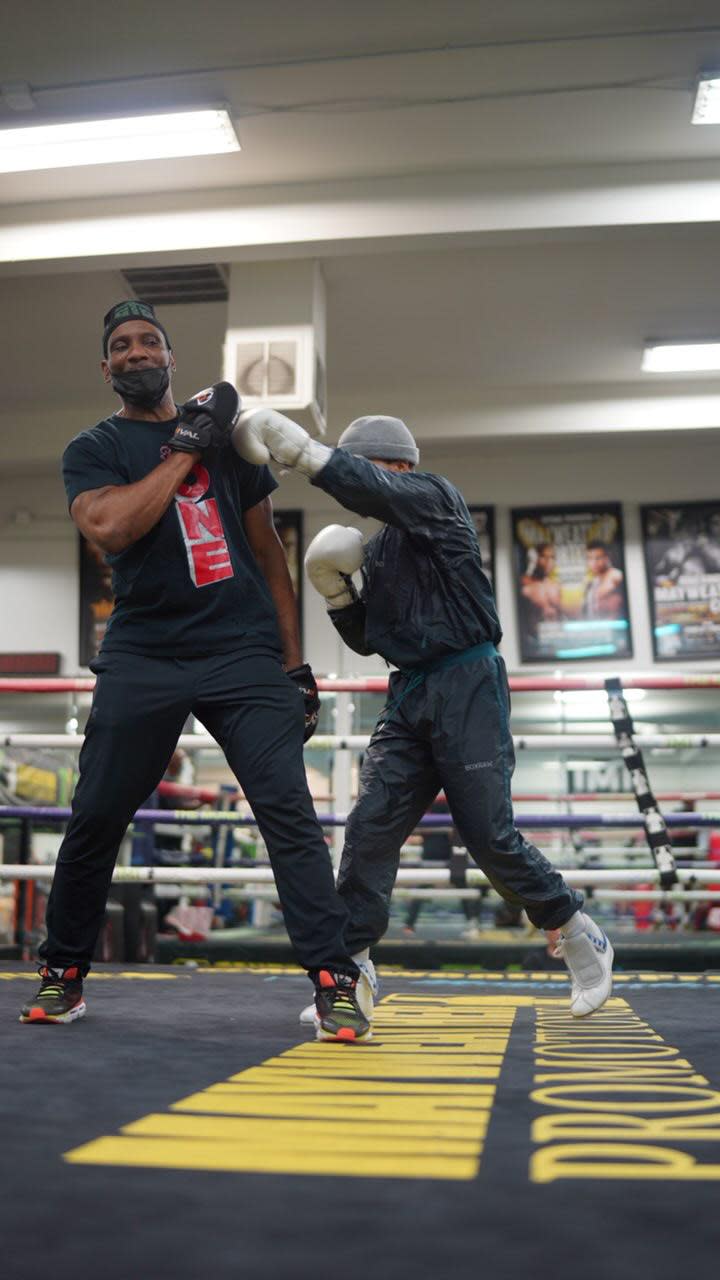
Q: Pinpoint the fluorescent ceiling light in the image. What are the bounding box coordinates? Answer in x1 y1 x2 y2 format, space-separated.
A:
642 342 720 373
692 74 720 124
0 109 240 173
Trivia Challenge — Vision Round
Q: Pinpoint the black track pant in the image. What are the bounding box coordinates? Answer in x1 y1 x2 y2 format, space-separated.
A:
40 651 354 976
337 651 582 951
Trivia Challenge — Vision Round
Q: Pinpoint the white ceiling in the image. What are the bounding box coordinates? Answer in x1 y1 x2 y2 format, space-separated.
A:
3 1 720 458
3 0 720 203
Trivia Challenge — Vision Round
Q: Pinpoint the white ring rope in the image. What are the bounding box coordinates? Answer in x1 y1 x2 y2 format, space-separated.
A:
2 865 719 886
4 732 720 752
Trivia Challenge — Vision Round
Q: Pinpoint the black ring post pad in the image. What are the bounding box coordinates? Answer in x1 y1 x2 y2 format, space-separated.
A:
449 849 468 888
604 676 679 888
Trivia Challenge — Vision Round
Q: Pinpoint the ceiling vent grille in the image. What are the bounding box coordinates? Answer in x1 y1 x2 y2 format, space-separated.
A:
224 327 326 434
121 264 228 305
234 339 299 399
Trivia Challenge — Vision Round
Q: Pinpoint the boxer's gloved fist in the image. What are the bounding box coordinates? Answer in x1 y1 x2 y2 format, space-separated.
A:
286 663 321 742
232 408 331 477
305 525 364 610
169 382 241 455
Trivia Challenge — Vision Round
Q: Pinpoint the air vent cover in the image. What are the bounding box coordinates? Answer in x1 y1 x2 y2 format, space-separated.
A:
224 325 325 433
121 264 228 305
234 340 299 399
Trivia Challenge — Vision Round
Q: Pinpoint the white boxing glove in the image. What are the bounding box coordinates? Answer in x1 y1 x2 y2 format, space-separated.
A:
305 525 365 610
231 408 331 477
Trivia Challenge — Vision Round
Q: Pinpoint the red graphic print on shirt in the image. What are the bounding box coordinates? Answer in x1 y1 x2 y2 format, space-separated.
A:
174 463 234 587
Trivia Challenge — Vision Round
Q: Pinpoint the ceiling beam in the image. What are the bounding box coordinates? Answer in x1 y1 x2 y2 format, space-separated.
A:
3 160 720 273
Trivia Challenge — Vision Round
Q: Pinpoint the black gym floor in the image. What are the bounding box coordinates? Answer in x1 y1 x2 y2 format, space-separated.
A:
1 963 719 1280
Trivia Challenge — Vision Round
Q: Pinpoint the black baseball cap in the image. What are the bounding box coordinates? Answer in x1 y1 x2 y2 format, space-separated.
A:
102 299 172 355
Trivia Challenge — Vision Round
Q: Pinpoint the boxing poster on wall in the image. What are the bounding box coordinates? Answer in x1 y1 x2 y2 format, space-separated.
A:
641 501 720 660
468 505 496 590
511 504 632 663
78 508 304 667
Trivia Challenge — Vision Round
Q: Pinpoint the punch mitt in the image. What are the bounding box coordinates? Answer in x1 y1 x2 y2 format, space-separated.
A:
169 382 241 454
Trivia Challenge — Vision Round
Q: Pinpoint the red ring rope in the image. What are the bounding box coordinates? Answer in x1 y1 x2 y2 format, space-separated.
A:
2 673 720 694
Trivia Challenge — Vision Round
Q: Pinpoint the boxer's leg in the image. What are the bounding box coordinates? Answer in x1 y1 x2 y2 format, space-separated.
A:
196 655 354 972
337 711 441 954
195 654 370 1039
435 654 612 1016
21 656 189 1024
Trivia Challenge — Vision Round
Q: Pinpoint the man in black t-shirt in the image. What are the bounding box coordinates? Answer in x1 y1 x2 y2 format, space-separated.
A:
20 300 368 1043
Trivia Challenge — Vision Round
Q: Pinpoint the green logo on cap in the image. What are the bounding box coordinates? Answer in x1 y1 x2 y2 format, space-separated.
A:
107 300 155 323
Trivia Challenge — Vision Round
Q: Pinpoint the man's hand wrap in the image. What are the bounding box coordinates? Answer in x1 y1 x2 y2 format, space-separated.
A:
286 663 321 742
232 408 331 477
305 525 364 610
169 382 241 455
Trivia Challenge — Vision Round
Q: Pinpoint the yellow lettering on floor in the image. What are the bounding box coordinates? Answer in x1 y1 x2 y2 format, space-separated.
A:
63 994 520 1180
531 1000 720 1183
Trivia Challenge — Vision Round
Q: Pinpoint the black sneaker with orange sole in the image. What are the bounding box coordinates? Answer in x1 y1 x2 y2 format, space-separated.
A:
313 969 371 1043
19 965 86 1024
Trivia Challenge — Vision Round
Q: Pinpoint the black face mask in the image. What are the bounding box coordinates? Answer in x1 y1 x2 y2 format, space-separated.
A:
110 365 171 408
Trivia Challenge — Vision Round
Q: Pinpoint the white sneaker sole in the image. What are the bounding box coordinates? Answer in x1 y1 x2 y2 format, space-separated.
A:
20 1000 86 1025
570 940 614 1017
315 1023 372 1044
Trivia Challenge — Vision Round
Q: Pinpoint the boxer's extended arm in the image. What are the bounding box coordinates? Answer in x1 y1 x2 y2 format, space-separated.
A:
311 449 438 532
232 411 437 532
70 450 200 554
243 497 302 669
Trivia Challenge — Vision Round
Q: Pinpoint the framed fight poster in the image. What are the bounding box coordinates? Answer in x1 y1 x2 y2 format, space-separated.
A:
468 505 496 591
511 504 632 663
641 501 720 660
78 508 304 666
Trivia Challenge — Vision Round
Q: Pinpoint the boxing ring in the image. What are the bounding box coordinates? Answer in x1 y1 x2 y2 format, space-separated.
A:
3 672 720 1278
2 671 720 967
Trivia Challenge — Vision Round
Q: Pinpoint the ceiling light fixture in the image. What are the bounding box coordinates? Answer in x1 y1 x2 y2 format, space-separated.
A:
642 342 720 373
0 108 240 173
692 74 720 124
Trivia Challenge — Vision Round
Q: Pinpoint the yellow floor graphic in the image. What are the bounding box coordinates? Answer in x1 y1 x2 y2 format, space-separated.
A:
529 1001 720 1184
64 993 527 1180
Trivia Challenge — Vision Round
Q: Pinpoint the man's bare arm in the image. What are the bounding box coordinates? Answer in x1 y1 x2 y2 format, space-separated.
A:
70 451 200 554
243 497 302 669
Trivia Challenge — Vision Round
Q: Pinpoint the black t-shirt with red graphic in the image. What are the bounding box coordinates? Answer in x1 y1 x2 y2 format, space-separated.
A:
63 413 281 658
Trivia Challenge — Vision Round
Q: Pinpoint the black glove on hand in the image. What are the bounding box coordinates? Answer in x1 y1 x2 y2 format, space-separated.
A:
169 382 241 455
286 663 321 743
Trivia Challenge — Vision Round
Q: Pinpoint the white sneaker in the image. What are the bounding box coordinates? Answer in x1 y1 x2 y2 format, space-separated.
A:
460 924 482 941
354 957 378 1021
299 957 378 1026
553 913 614 1017
299 1001 317 1025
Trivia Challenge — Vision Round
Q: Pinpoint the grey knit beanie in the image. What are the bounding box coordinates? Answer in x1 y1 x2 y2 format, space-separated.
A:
336 415 419 465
